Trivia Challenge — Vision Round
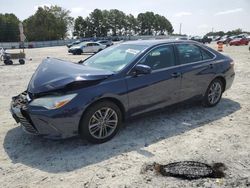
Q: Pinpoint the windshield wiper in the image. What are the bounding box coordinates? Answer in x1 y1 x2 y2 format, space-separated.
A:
78 54 94 64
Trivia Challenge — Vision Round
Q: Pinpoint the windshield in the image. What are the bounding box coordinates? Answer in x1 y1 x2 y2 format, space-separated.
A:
74 42 86 47
83 44 148 72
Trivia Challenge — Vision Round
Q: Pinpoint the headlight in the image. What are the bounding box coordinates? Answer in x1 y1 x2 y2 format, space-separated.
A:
30 94 77 110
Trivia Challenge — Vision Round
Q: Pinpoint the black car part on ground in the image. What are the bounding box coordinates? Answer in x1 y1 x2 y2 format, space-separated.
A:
143 161 226 180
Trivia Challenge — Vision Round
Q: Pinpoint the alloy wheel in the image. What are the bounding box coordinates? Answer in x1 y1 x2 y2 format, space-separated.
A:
208 81 222 105
88 107 118 139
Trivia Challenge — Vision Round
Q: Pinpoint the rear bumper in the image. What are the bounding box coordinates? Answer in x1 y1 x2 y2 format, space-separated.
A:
225 72 235 91
10 92 81 139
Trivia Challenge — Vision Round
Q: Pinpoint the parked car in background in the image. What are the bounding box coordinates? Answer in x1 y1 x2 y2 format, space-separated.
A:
97 40 113 47
10 40 235 143
217 35 233 44
68 42 106 55
246 35 250 42
66 40 82 48
190 36 212 44
112 36 121 41
214 36 221 41
203 36 212 44
190 36 202 43
229 38 249 46
175 37 188 40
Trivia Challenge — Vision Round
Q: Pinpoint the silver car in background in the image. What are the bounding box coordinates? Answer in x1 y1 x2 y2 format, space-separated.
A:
97 40 113 47
68 42 106 55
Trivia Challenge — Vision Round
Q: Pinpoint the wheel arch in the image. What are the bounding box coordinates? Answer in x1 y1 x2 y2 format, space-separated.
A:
214 76 226 92
78 97 126 133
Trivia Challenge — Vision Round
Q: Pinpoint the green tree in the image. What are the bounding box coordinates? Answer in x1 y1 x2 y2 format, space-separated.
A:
48 5 74 39
108 9 126 36
73 9 173 38
205 31 225 37
137 12 173 35
125 14 138 35
0 13 20 42
73 16 87 37
23 5 73 41
226 28 243 36
138 12 155 35
88 9 108 37
154 14 173 35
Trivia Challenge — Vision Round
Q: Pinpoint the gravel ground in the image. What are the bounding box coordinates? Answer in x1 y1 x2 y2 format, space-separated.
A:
0 43 249 188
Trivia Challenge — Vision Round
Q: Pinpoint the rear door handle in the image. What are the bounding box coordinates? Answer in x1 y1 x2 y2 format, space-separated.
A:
171 72 181 78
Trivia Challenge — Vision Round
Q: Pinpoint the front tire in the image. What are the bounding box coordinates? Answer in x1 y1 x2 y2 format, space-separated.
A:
19 59 25 65
203 79 223 107
79 101 122 144
76 49 82 55
4 60 13 65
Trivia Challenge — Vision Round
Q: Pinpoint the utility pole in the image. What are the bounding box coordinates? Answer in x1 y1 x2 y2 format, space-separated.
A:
179 23 182 35
212 27 214 33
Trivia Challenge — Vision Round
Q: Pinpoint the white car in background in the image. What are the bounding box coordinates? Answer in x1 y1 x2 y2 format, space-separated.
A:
68 42 106 55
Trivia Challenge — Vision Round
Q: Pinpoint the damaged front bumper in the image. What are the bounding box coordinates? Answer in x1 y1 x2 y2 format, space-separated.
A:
10 91 81 139
10 91 39 135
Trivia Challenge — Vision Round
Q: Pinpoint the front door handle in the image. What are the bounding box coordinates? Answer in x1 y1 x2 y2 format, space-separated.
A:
209 64 214 69
171 72 181 78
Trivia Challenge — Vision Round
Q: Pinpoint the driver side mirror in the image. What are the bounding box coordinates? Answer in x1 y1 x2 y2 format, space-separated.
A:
132 64 152 76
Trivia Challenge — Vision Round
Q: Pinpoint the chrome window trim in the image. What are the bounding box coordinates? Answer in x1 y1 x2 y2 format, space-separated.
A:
127 42 217 75
127 43 176 75
175 43 216 65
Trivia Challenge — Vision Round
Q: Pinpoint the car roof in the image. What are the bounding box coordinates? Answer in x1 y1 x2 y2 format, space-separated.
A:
122 39 200 47
81 41 98 44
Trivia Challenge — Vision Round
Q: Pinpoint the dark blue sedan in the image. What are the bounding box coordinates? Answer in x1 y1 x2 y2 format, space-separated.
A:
10 40 235 143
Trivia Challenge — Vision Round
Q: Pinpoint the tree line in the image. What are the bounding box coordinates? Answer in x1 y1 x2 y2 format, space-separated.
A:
0 6 73 42
23 6 74 41
0 6 173 42
0 13 20 42
205 29 250 37
73 9 173 38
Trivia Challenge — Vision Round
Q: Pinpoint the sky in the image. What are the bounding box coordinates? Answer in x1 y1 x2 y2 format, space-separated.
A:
1 0 250 36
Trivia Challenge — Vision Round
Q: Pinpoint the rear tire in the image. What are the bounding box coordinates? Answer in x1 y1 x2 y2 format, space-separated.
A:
19 59 25 65
203 79 223 107
79 101 122 144
76 50 82 55
4 60 13 65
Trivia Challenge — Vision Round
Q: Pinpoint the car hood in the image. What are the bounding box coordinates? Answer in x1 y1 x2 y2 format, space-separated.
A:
27 58 113 94
69 46 82 50
219 38 227 41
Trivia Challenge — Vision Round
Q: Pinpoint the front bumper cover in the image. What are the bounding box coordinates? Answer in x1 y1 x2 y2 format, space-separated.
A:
10 92 39 135
10 91 80 139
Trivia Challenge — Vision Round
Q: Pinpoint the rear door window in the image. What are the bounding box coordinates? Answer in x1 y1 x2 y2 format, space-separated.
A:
176 44 202 64
200 48 214 60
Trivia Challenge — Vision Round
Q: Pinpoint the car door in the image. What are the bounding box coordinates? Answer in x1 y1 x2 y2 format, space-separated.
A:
91 43 100 52
126 44 182 116
83 43 93 53
175 43 216 101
